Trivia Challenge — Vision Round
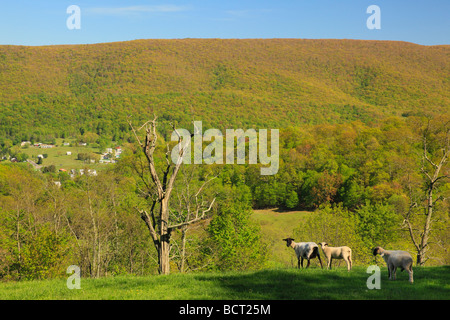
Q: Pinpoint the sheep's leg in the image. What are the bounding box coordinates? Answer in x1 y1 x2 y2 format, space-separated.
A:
348 255 352 270
392 266 397 280
300 257 304 268
408 269 414 284
388 265 394 280
317 253 323 269
297 258 300 269
343 257 350 271
306 259 311 268
328 257 332 270
387 265 391 279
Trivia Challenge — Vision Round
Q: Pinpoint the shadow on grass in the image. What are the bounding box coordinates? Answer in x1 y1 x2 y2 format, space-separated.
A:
193 266 450 300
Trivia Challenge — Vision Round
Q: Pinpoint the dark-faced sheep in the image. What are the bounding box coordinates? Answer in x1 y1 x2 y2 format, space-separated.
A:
283 237 323 269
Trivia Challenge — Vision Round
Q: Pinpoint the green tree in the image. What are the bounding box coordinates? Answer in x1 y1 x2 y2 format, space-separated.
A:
295 204 366 264
207 202 268 271
355 201 402 251
285 190 299 209
20 226 73 280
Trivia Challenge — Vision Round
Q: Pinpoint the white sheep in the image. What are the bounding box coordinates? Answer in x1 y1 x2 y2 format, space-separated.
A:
318 242 352 271
373 246 414 283
282 237 323 269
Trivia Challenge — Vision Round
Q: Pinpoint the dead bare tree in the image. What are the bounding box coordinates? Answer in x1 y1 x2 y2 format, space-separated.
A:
170 167 217 272
402 121 449 265
128 116 215 274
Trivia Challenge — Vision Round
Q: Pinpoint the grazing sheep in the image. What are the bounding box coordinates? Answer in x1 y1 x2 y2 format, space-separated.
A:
373 246 414 283
282 238 323 269
319 242 352 271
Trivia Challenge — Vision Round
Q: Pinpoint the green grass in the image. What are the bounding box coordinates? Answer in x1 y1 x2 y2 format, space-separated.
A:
1 266 448 300
252 208 312 268
19 140 108 171
1 208 448 300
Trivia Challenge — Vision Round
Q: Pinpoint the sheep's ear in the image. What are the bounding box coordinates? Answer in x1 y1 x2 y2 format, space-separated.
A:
372 247 378 256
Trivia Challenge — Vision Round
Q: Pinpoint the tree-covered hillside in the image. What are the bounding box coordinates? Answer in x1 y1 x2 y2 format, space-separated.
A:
0 39 449 279
0 39 449 144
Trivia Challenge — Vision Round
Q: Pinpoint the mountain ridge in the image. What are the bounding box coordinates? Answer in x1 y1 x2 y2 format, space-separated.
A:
0 38 448 141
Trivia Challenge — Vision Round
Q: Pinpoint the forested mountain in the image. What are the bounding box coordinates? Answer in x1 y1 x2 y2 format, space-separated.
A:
0 39 449 278
0 39 449 143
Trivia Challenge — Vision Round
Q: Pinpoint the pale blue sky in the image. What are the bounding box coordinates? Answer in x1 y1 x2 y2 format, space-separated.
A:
0 0 448 46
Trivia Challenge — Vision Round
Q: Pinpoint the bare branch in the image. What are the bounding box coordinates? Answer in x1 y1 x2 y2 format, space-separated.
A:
169 198 215 230
402 180 421 252
127 117 143 147
136 207 159 248
423 138 439 169
195 175 218 198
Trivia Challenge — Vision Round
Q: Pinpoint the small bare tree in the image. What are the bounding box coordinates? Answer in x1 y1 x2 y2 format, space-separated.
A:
170 166 217 272
128 116 215 274
403 121 449 265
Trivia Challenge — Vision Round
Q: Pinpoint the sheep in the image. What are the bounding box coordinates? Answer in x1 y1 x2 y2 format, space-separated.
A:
318 242 352 271
373 246 413 283
282 237 323 269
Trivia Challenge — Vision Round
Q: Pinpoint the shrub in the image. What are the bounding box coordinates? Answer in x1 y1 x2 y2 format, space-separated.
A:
20 226 74 280
295 204 368 264
207 202 268 271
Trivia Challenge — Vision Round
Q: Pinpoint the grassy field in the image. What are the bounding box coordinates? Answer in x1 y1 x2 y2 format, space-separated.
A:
0 266 448 300
2 208 448 300
0 208 449 300
19 139 113 171
252 209 312 268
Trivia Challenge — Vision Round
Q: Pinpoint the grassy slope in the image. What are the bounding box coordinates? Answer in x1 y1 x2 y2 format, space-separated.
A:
1 267 448 300
19 139 109 171
21 146 98 170
1 209 448 300
252 209 312 268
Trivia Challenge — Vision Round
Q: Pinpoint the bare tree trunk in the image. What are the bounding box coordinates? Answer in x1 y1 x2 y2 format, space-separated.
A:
180 226 188 273
159 198 171 275
15 205 21 273
129 116 215 275
417 187 434 265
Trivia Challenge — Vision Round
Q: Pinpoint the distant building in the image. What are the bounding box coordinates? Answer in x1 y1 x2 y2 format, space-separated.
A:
115 146 122 158
21 141 31 147
101 153 110 160
40 144 54 149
